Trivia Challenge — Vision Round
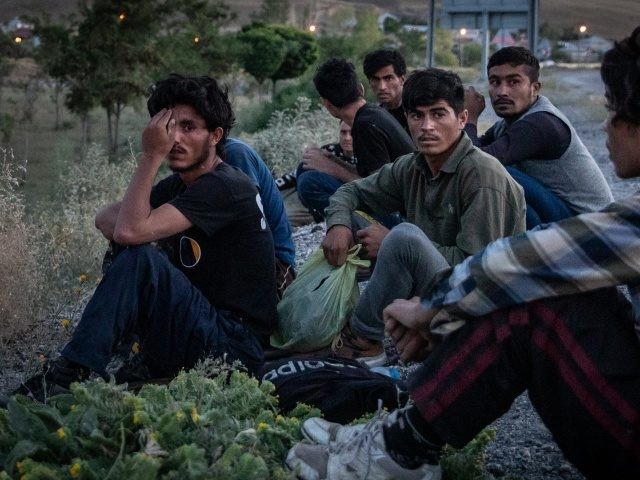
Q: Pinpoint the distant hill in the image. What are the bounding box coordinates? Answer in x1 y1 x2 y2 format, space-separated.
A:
2 0 638 40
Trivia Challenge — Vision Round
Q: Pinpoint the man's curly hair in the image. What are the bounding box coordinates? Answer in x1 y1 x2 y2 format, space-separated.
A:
147 74 235 154
601 26 640 126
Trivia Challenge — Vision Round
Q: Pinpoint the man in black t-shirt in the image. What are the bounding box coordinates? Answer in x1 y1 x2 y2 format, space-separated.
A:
297 58 413 219
363 49 410 135
14 75 276 402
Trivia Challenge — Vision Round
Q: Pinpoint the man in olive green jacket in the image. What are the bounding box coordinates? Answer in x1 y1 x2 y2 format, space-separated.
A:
322 68 525 367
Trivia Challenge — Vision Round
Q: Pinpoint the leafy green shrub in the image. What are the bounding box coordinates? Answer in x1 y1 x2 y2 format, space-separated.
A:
0 360 321 479
242 97 336 176
0 357 505 479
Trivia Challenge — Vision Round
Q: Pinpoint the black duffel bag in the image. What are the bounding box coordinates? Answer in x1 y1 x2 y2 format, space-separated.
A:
259 355 407 423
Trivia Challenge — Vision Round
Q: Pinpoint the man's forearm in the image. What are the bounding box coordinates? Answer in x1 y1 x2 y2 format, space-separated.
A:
329 157 360 183
114 154 161 243
95 202 122 241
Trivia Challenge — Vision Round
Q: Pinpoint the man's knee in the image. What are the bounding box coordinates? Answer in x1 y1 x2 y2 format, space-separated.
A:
381 223 428 257
111 244 169 272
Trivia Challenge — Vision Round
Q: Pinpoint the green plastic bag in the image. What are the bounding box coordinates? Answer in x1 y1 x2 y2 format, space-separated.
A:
270 245 370 352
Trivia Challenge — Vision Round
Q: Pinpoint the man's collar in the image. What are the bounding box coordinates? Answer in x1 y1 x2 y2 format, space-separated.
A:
414 133 474 177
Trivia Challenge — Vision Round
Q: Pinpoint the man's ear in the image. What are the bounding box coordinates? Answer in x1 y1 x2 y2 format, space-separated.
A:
210 127 224 146
532 81 542 96
458 109 469 129
357 83 365 96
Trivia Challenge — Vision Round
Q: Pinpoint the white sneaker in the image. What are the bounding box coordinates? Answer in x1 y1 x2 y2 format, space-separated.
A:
301 417 367 445
287 411 442 480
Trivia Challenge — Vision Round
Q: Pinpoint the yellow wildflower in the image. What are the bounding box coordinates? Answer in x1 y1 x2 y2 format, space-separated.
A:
131 342 140 354
78 274 88 283
190 407 200 424
69 462 81 478
133 411 141 425
275 415 284 424
56 427 66 439
176 411 185 421
16 461 24 473
61 319 71 329
257 422 269 433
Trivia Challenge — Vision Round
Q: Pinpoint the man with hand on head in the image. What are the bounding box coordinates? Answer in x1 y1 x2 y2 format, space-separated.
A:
12 75 277 402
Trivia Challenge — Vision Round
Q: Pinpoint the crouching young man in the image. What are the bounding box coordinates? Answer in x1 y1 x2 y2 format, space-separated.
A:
14 75 277 401
323 68 525 367
286 27 640 479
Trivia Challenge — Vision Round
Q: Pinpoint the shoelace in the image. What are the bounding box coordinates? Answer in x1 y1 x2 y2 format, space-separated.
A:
329 401 388 477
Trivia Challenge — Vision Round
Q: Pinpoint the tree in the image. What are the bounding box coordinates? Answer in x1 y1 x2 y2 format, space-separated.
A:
36 23 72 130
269 25 318 93
237 23 318 98
0 30 22 122
237 24 287 99
153 0 235 79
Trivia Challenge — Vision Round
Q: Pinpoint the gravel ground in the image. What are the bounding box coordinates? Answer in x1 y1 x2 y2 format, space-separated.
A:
2 66 638 479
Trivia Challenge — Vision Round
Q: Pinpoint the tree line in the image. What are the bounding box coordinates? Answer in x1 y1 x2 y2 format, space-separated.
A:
0 0 459 158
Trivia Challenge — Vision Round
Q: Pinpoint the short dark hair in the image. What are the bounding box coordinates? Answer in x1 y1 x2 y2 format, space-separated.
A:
601 26 640 126
402 68 465 115
147 74 235 147
363 49 407 78
313 58 361 108
487 46 540 82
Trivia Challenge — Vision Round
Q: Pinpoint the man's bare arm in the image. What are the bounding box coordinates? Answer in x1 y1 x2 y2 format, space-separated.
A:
113 108 192 245
95 202 121 241
301 148 360 183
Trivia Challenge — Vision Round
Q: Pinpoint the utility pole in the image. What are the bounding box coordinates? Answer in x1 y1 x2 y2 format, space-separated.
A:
426 0 436 67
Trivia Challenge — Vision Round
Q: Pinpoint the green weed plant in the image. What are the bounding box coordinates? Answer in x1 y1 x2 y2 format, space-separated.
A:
0 358 507 480
0 360 320 480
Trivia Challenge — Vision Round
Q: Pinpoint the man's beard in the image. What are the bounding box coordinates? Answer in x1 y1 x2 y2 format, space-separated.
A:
170 144 211 173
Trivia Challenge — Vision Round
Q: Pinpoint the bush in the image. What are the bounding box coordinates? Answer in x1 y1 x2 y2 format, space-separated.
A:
0 360 321 479
0 148 44 342
0 141 138 347
242 97 336 176
34 144 137 306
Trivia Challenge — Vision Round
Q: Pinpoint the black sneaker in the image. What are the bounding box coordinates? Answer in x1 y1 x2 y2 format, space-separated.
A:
275 172 297 191
114 353 152 384
13 357 90 403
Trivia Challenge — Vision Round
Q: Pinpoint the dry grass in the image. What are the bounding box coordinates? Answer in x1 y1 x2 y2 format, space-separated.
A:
0 148 43 342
